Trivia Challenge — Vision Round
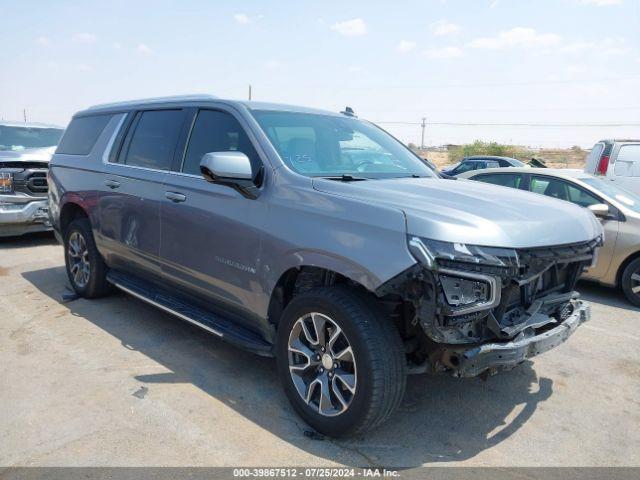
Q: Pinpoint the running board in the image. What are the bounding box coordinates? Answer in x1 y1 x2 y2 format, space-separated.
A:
107 271 273 357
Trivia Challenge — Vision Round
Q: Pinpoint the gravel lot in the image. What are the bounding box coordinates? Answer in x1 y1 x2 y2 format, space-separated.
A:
1 233 639 467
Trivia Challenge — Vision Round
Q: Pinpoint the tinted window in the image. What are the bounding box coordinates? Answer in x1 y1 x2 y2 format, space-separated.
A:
123 110 184 170
182 110 261 176
56 115 111 155
475 173 522 189
531 175 600 207
455 162 477 174
614 144 640 177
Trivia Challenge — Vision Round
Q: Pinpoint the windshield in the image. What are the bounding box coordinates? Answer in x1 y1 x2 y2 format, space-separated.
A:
581 177 640 214
0 125 64 151
251 111 436 179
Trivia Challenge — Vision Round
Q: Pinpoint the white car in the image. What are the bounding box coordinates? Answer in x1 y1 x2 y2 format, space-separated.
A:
584 139 640 196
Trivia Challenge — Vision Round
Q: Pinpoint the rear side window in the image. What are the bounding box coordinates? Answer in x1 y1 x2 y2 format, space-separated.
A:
56 114 112 155
475 173 522 189
122 110 185 171
614 144 640 177
182 110 260 176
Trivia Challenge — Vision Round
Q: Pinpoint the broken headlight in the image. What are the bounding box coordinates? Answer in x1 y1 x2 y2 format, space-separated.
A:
408 236 509 314
408 236 519 269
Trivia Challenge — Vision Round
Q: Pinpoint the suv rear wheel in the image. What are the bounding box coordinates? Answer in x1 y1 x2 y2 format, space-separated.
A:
276 287 406 437
621 257 640 307
64 218 111 298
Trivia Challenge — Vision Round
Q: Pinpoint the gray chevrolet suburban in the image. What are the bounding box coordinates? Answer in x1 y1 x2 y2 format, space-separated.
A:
49 95 603 437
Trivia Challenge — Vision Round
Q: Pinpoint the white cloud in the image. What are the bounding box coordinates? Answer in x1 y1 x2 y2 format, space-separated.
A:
577 0 622 5
34 36 51 47
112 42 122 49
490 0 500 7
469 27 561 49
72 32 97 44
136 43 153 55
265 60 281 69
424 46 463 59
430 20 461 36
397 40 417 53
562 37 629 55
330 18 367 36
233 13 250 24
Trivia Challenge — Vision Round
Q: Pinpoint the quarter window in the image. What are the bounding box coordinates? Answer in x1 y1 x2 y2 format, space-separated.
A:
122 110 185 170
56 115 112 155
182 110 260 176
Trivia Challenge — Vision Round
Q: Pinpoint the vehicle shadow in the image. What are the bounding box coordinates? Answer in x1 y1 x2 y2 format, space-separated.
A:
22 265 553 467
578 280 637 311
0 231 57 249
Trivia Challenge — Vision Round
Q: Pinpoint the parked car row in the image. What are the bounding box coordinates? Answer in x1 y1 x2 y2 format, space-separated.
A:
43 95 605 437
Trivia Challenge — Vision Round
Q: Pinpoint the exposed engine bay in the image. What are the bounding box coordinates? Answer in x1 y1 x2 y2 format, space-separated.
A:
376 236 602 377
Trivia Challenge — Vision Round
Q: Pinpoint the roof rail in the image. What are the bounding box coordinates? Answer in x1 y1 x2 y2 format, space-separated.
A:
87 94 218 110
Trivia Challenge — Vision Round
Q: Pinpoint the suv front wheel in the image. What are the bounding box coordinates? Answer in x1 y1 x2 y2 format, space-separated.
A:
276 287 406 437
64 217 111 298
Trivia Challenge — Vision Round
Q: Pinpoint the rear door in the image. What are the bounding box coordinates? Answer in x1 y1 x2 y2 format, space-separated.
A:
610 143 640 195
159 107 267 327
98 108 187 281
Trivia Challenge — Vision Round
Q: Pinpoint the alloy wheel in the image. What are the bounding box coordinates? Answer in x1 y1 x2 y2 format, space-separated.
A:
287 312 357 417
631 271 640 297
68 231 90 288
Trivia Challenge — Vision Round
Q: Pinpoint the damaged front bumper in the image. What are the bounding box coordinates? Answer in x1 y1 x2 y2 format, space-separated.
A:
377 236 602 378
441 298 590 377
0 196 51 237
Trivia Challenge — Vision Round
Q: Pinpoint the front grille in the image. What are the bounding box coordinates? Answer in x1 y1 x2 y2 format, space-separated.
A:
26 172 48 193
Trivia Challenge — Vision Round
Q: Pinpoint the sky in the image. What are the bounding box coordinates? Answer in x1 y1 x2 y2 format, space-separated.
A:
1 0 639 148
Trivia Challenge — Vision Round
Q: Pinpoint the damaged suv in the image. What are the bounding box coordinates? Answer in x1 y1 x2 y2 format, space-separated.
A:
1 121 64 237
49 96 602 437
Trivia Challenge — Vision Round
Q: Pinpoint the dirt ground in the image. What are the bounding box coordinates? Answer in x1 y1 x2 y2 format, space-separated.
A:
1 233 639 467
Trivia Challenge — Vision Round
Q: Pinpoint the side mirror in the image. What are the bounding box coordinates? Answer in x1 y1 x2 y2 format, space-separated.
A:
199 151 260 199
200 151 253 181
588 203 610 218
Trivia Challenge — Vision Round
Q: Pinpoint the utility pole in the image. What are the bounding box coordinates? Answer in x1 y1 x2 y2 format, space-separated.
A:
248 84 252 101
23 109 27 123
420 117 426 150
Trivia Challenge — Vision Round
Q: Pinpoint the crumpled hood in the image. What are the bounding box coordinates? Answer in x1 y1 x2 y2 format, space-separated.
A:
0 146 55 163
312 177 603 248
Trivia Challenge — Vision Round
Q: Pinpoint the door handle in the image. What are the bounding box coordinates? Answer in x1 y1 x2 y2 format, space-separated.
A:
104 179 120 189
165 191 187 203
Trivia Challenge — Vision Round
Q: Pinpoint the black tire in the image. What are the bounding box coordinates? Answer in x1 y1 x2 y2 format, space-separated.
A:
64 217 111 298
276 287 406 437
621 257 640 307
